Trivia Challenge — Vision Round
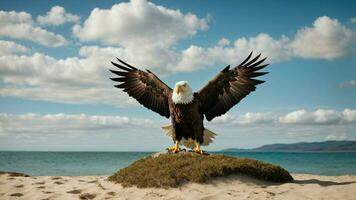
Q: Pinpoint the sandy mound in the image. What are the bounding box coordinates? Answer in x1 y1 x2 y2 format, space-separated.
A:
108 152 293 188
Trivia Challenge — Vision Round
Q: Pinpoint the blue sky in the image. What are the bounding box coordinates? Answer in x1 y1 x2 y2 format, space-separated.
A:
0 0 355 151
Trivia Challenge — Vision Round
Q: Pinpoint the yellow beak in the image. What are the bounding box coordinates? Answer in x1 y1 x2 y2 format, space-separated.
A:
176 85 182 94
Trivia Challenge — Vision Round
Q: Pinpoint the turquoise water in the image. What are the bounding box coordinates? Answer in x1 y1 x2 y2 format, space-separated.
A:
224 152 356 176
0 151 355 176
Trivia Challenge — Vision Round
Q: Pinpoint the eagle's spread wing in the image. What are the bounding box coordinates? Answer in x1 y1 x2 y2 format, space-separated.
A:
197 52 269 121
109 59 172 118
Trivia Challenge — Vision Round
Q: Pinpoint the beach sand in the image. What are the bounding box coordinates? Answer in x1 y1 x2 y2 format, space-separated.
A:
0 173 356 200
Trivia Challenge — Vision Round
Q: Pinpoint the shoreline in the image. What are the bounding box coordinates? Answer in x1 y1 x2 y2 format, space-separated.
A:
1 173 356 200
1 151 355 177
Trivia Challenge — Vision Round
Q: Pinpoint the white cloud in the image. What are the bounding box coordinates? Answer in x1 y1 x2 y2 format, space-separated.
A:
211 109 356 126
278 109 356 125
37 6 80 26
0 46 136 106
211 112 275 125
278 110 313 124
210 114 235 124
339 80 356 88
217 38 230 46
233 34 291 63
0 40 29 56
0 10 67 47
73 0 208 47
72 0 209 74
177 16 355 71
351 17 356 24
343 109 356 123
176 45 216 72
238 112 276 125
289 16 354 59
176 33 290 71
0 113 155 136
325 133 347 141
78 45 179 75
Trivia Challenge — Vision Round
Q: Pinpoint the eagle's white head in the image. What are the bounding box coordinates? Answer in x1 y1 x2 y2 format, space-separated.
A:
172 81 194 104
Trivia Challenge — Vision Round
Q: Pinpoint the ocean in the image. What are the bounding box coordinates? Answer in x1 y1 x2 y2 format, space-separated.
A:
0 151 355 176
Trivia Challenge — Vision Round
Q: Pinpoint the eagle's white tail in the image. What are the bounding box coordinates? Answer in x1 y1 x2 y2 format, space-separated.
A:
161 125 217 149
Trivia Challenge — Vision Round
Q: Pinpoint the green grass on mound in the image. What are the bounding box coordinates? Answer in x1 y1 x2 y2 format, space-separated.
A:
108 153 293 188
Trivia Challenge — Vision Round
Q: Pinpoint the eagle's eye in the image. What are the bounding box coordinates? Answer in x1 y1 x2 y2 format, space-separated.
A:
183 83 187 87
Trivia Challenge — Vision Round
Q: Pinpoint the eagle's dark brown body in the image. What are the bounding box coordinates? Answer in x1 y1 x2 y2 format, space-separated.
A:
169 93 204 144
109 52 269 151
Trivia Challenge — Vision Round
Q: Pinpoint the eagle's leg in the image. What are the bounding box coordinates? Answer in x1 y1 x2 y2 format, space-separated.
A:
193 141 203 155
168 140 181 153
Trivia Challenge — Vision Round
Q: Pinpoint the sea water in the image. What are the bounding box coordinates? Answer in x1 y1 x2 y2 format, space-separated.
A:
0 151 355 176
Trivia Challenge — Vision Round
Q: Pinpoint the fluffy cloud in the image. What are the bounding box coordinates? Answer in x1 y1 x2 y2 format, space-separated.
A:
0 11 67 47
0 40 29 56
217 38 230 46
325 133 348 141
73 0 208 47
211 112 275 125
176 34 290 71
351 17 356 24
238 112 276 125
176 45 216 72
209 114 235 124
0 113 155 136
233 34 291 62
290 16 354 59
343 109 356 123
79 45 179 75
37 6 80 26
278 109 356 125
177 16 355 71
0 46 136 106
72 0 209 74
339 80 356 88
211 109 356 126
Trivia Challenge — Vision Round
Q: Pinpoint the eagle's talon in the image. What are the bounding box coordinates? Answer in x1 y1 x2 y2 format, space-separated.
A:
168 141 181 153
192 144 204 155
168 146 181 153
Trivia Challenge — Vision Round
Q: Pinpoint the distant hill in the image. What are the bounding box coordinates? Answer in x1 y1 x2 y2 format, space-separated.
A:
222 140 356 152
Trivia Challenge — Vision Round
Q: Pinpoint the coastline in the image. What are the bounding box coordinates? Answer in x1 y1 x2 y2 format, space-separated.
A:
2 151 356 176
1 173 355 200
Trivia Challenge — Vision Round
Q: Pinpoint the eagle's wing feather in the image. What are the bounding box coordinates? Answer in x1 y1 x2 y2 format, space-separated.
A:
110 59 172 118
197 52 269 121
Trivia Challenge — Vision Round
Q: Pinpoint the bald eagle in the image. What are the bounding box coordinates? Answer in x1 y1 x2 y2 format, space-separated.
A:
109 52 268 154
